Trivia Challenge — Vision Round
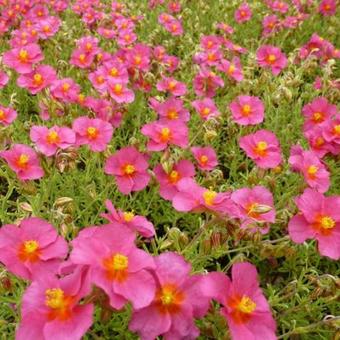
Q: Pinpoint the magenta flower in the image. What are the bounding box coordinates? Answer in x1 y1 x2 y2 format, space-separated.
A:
3 43 43 74
70 48 95 69
231 186 276 234
141 120 189 151
191 146 218 171
288 189 340 260
239 130 282 169
0 217 68 280
203 262 276 340
101 200 155 238
218 57 244 82
302 97 337 132
257 45 287 75
234 3 252 23
17 64 57 94
0 105 17 126
156 76 187 96
70 224 156 309
304 126 336 158
0 70 9 88
104 146 150 195
30 125 76 157
193 68 224 97
125 43 152 72
16 273 93 340
151 97 190 122
73 117 113 152
262 15 279 37
319 0 336 16
192 97 220 120
229 95 264 125
154 159 195 200
322 114 340 146
0 144 44 180
129 252 211 339
289 146 330 193
50 78 80 103
107 78 135 104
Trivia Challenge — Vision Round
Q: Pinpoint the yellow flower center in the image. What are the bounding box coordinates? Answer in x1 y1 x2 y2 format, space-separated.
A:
123 164 135 175
112 253 128 271
47 130 60 144
0 109 5 120
167 109 178 120
203 190 217 206
320 216 335 229
333 125 340 136
307 165 318 178
199 155 208 165
228 64 235 74
242 104 251 116
134 55 142 65
123 211 134 222
43 25 50 32
202 107 211 116
312 112 324 123
85 43 92 52
254 141 268 156
160 127 171 142
45 288 66 309
16 154 29 168
33 73 43 86
168 81 177 90
113 83 123 95
110 67 118 76
18 49 28 62
237 295 257 314
267 54 276 63
168 170 180 183
87 126 98 139
96 75 104 84
79 54 86 63
62 83 70 92
23 240 39 253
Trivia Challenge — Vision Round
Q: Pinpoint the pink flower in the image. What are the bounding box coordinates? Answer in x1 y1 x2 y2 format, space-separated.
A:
200 35 222 51
172 178 237 216
151 97 190 122
231 186 276 234
17 64 57 94
288 146 330 193
50 78 80 103
262 15 279 37
322 114 340 145
288 188 340 260
141 120 189 151
156 76 187 96
3 43 43 74
164 18 184 36
107 78 135 104
70 49 95 69
192 97 220 120
73 117 113 152
319 0 336 16
104 146 150 195
304 126 337 158
235 3 252 23
37 17 61 39
16 273 93 340
70 224 156 309
0 144 44 180
0 105 17 126
203 262 276 340
257 45 287 75
239 130 282 169
229 95 264 125
154 159 195 200
125 43 152 72
30 125 76 157
218 57 243 82
101 200 155 238
0 70 9 88
193 68 224 97
129 252 210 339
191 146 218 171
302 97 337 132
0 217 68 280
271 0 289 13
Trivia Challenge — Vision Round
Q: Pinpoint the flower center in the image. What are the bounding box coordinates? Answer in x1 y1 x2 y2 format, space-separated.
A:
79 54 86 63
33 73 43 86
43 25 50 32
168 81 177 90
113 83 123 95
167 109 178 120
312 112 324 123
47 130 60 144
134 55 142 65
307 165 318 179
242 104 251 116
0 109 5 120
168 170 180 184
160 127 171 142
333 124 340 136
203 190 217 206
97 75 104 84
267 54 276 63
103 253 129 282
85 42 92 52
62 83 70 92
155 284 185 314
123 211 134 222
238 295 256 314
87 126 98 139
201 107 211 116
110 67 118 77
254 141 268 156
123 164 136 175
199 155 208 165
228 64 235 74
320 216 335 229
18 49 28 62
16 154 29 169
45 288 74 321
18 240 40 262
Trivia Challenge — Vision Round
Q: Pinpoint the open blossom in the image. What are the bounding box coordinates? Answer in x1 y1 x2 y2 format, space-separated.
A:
17 64 57 94
289 146 330 193
322 114 340 146
101 200 155 238
193 68 224 97
70 224 156 309
319 0 336 16
257 45 287 75
141 120 189 151
231 186 276 234
262 15 279 37
30 125 76 157
235 3 252 23
0 217 68 280
104 146 150 195
0 105 17 126
16 272 93 340
203 262 276 340
218 57 243 82
156 76 187 96
302 97 337 132
50 78 80 103
192 97 220 120
0 70 9 88
191 146 218 171
154 159 195 200
37 16 61 39
107 78 135 104
229 95 264 125
288 189 340 260
70 48 95 69
172 178 238 216
0 144 44 180
73 117 113 152
150 97 190 122
3 43 43 73
129 252 211 340
239 130 282 169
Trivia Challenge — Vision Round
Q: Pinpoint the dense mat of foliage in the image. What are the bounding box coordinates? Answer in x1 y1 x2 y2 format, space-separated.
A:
0 0 339 339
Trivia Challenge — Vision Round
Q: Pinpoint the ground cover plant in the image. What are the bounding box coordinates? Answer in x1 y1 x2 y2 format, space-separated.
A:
0 0 339 339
